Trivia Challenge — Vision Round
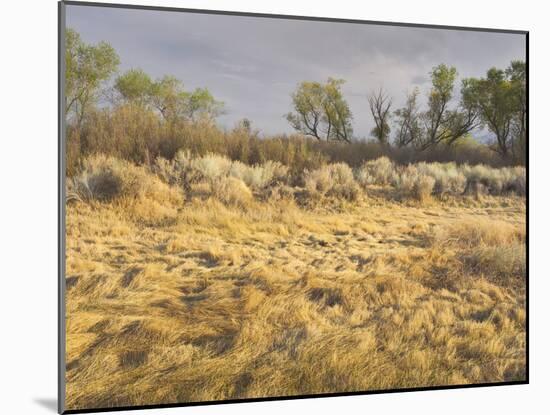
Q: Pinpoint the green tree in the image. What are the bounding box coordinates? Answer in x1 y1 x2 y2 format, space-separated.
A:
419 64 479 149
393 64 479 150
149 76 223 122
65 28 120 126
324 78 353 142
114 68 153 105
462 61 526 158
286 81 325 140
186 88 224 121
507 60 527 161
286 78 353 142
149 75 186 120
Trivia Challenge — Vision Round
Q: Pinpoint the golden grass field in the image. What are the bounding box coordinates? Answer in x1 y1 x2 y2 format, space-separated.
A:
65 177 526 410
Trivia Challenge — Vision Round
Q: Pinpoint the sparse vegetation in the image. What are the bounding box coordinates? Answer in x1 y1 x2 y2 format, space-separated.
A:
64 26 526 412
72 154 526 206
66 158 526 409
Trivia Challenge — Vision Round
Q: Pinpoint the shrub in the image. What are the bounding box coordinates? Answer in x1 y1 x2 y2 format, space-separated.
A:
229 160 289 191
262 160 290 185
153 151 207 191
153 156 179 186
355 157 396 187
67 155 153 202
432 219 526 281
432 219 525 248
512 171 526 196
502 167 526 196
189 153 233 181
460 164 525 196
392 165 418 194
70 103 522 179
463 243 526 280
461 165 503 195
76 104 162 166
328 163 356 186
464 181 488 198
73 151 524 210
212 177 253 207
155 152 290 194
391 162 524 198
68 155 183 225
262 184 296 202
330 181 361 201
304 163 360 201
153 152 292 206
392 165 434 202
304 166 332 195
412 175 435 202
415 162 467 195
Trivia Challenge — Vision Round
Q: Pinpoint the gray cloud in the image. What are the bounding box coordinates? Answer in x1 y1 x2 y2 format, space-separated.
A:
67 4 526 138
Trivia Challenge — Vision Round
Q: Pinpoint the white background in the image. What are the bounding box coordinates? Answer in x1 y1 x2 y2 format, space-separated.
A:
0 0 545 414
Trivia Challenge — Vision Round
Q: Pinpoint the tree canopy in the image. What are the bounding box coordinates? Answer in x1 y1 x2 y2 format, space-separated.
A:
286 78 353 142
65 28 120 126
114 70 224 122
393 64 479 150
462 61 526 158
114 68 153 105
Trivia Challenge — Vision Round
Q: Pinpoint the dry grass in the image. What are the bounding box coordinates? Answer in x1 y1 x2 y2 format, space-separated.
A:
68 104 520 177
65 157 526 411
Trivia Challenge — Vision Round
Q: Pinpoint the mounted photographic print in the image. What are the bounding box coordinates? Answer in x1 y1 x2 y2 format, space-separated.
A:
59 1 528 413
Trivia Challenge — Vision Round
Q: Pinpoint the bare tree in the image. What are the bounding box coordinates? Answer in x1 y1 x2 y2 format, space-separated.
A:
393 88 421 148
368 88 392 145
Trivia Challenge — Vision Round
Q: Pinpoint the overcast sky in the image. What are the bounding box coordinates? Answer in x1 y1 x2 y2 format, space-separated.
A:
66 4 526 139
